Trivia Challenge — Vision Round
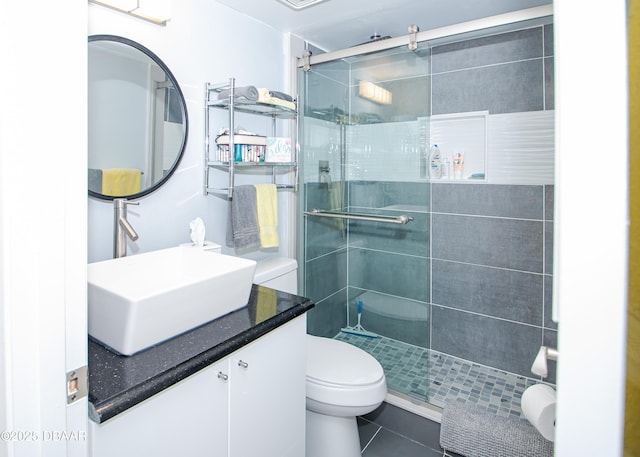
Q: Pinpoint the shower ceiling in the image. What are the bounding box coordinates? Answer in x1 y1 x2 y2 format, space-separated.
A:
214 0 552 52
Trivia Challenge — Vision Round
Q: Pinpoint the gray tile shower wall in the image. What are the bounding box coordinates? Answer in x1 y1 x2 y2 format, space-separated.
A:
304 247 348 337
431 182 555 381
304 183 347 260
431 29 544 73
432 214 544 272
304 181 349 337
431 260 544 325
431 25 554 115
432 60 544 114
348 248 429 303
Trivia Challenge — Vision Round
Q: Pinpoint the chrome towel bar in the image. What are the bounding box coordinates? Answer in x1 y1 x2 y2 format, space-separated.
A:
304 208 413 225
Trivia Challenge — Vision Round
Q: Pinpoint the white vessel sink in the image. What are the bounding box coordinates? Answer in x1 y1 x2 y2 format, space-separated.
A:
88 247 257 356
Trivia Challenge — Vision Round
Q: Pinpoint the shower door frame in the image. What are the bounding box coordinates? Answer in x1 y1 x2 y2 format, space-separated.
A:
296 5 553 71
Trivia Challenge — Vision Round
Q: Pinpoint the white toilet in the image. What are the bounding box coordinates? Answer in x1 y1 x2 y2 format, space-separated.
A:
254 257 387 457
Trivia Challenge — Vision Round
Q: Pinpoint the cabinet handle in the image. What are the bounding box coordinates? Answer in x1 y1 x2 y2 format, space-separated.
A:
237 360 249 369
218 371 228 381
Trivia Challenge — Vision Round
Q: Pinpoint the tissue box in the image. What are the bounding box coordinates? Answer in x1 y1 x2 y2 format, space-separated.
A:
265 137 292 162
179 241 222 253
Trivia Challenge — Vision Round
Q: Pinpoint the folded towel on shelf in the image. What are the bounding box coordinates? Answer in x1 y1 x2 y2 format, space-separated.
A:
268 90 294 102
101 168 141 196
226 185 260 250
218 85 259 101
254 183 279 248
257 87 270 101
440 400 554 457
257 88 296 110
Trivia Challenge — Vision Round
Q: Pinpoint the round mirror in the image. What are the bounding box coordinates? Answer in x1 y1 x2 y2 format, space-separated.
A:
88 35 188 200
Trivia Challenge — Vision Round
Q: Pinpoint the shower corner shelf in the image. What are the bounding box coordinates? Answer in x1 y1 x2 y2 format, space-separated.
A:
204 78 299 199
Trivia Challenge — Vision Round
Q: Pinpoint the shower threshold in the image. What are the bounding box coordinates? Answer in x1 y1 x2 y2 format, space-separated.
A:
334 332 541 422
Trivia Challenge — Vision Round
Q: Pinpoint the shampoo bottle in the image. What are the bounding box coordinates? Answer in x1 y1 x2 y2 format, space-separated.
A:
429 144 442 179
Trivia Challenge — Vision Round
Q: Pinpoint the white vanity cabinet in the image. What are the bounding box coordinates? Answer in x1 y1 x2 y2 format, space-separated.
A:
89 316 306 457
228 318 306 457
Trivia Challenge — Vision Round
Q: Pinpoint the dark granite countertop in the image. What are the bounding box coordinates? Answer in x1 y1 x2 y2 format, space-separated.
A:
88 284 314 424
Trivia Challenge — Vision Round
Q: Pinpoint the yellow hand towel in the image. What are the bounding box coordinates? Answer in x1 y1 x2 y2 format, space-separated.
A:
254 287 277 324
102 168 141 196
254 183 279 248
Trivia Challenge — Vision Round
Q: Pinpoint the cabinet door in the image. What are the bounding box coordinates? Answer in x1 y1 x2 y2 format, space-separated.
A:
228 316 306 457
89 359 229 457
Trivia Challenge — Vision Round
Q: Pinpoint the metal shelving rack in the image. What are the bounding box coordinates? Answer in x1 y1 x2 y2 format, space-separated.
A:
204 78 298 199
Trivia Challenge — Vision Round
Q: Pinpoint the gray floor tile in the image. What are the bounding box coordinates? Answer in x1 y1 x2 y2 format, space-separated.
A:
361 428 442 457
363 402 440 448
357 417 381 451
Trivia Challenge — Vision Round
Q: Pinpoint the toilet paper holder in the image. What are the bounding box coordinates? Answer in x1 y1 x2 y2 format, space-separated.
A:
531 346 559 378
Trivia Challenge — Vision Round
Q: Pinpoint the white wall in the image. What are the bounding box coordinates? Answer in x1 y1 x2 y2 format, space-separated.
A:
1 2 88 456
554 0 628 455
88 0 295 262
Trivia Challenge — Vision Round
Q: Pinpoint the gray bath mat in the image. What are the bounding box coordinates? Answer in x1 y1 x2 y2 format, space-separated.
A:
440 400 553 457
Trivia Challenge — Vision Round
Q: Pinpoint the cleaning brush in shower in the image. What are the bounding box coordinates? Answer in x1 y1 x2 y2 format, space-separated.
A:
341 300 378 338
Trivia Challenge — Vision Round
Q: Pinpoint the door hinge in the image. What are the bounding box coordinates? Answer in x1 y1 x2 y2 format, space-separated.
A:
66 366 88 404
408 24 419 51
302 49 312 72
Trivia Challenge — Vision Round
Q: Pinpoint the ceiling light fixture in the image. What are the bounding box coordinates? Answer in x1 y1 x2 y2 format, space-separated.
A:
88 0 171 26
358 80 392 105
275 0 329 10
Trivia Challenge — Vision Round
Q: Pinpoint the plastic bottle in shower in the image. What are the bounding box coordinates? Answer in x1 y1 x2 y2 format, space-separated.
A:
429 144 442 179
441 156 451 179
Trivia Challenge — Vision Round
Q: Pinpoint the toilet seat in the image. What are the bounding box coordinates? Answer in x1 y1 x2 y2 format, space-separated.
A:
306 335 384 387
306 335 386 412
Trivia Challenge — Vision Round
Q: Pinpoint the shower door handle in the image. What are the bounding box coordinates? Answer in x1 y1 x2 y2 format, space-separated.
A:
304 209 413 225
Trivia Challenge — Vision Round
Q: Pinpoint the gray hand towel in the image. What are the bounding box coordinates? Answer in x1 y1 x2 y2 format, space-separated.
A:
226 185 260 250
268 90 294 102
218 85 259 101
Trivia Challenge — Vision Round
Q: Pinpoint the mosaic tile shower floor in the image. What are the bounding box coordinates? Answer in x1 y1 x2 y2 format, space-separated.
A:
335 332 540 418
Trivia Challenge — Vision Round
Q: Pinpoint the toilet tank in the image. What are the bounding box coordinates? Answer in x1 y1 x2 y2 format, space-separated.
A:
253 257 298 294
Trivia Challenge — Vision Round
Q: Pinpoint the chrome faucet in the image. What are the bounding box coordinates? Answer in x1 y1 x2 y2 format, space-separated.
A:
113 198 139 258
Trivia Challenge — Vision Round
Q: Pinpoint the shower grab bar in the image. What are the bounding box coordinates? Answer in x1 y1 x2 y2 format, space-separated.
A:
304 208 413 225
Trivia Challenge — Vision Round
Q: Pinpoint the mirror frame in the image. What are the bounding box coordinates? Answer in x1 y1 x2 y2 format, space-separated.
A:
88 34 189 201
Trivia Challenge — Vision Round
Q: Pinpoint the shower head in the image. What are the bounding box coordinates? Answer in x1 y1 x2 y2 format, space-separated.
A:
353 34 391 47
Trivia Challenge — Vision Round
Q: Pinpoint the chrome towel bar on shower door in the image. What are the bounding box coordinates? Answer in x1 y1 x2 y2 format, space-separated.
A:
304 208 413 225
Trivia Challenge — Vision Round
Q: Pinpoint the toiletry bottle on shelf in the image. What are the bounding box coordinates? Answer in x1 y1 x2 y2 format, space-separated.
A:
429 144 442 179
441 157 451 179
453 152 464 179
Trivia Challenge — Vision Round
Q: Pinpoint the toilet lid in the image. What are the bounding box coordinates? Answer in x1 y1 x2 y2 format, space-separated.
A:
306 335 385 387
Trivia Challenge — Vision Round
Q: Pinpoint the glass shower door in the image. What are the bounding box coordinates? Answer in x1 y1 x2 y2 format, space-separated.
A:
299 44 433 402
